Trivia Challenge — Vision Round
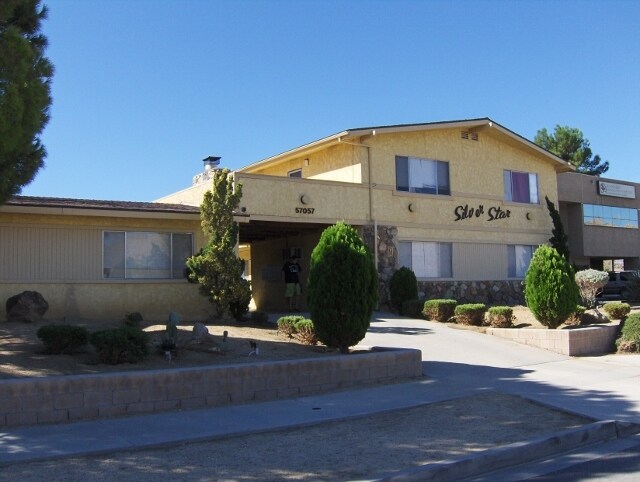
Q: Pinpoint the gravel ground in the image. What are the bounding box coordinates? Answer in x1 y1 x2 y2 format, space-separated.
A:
1 392 593 482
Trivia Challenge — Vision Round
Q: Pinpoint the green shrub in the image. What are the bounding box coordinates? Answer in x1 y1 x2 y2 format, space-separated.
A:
574 269 608 309
250 310 269 324
36 324 89 354
487 306 514 328
307 222 378 353
294 318 318 345
454 304 487 326
616 312 640 353
423 299 457 322
389 267 418 312
277 315 305 338
123 312 144 327
229 278 252 320
525 245 580 329
603 302 631 320
401 299 424 319
89 326 149 364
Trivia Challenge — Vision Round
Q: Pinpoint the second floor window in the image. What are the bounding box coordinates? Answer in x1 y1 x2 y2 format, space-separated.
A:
396 156 450 195
504 170 538 204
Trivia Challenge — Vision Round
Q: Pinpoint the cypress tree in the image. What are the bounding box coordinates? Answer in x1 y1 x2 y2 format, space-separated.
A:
307 222 378 353
545 196 570 260
525 245 579 329
186 169 251 319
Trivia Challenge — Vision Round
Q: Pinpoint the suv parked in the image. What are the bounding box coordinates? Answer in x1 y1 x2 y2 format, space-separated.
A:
599 271 638 300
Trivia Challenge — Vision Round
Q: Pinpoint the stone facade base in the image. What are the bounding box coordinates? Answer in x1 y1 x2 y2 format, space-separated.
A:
0 347 423 428
419 280 525 305
487 324 620 356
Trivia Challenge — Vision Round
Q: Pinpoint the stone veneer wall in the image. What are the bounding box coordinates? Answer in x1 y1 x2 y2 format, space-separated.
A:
362 224 526 307
419 280 525 305
0 347 422 428
362 224 398 308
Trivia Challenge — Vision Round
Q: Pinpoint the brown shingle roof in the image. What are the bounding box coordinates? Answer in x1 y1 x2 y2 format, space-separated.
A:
7 196 200 214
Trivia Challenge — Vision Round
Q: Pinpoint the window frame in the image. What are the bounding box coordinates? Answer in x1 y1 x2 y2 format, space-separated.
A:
102 231 194 280
504 170 539 204
398 241 453 279
507 244 535 278
395 156 450 196
288 169 302 178
583 204 639 229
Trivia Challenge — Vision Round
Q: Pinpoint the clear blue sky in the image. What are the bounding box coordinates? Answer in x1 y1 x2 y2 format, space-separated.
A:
22 0 640 202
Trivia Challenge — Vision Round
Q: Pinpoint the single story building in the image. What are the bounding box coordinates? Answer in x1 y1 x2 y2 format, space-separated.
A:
0 197 214 322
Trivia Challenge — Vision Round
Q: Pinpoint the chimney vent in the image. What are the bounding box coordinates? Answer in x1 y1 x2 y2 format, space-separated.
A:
203 156 221 171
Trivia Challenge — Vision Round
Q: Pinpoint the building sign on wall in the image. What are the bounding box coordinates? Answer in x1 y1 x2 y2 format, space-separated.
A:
454 204 510 222
598 181 636 199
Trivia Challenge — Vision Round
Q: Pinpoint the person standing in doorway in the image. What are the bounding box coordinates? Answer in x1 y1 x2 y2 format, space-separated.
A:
282 255 302 311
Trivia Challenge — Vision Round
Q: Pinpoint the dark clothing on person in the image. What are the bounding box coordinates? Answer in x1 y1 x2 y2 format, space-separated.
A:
282 260 301 283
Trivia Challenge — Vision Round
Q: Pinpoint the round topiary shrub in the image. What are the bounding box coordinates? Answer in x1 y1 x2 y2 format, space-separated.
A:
89 326 149 364
454 304 487 326
616 312 640 353
603 301 631 320
525 245 580 329
574 269 609 309
37 324 89 354
307 221 378 353
389 267 418 312
423 299 457 322
294 318 318 345
400 299 424 319
487 306 514 328
277 315 305 338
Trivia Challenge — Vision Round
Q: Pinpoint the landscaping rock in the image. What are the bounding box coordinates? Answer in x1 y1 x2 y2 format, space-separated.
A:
6 291 49 322
192 322 209 342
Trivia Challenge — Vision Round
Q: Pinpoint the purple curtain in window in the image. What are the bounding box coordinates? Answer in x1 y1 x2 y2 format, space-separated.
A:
511 172 530 203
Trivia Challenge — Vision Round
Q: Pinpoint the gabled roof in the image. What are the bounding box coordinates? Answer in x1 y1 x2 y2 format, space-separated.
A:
4 196 200 215
239 117 574 173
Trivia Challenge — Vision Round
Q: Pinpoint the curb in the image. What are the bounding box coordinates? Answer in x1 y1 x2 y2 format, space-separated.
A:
372 420 640 482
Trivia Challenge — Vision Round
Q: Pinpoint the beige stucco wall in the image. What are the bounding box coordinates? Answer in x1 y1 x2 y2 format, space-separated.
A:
249 231 321 311
235 173 370 223
0 281 214 323
0 211 212 323
246 143 364 184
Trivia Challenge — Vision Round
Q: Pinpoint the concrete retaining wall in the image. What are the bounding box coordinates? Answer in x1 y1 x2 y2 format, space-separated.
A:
487 324 620 356
0 347 423 428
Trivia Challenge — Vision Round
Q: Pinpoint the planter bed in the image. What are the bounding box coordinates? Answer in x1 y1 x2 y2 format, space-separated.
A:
487 323 620 356
0 347 422 428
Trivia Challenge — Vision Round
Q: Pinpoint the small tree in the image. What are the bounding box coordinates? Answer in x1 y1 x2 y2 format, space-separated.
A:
545 196 570 260
575 269 609 309
307 222 378 353
186 169 251 319
525 245 580 329
389 266 418 312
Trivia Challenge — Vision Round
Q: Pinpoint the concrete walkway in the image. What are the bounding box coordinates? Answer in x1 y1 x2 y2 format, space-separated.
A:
1 313 639 478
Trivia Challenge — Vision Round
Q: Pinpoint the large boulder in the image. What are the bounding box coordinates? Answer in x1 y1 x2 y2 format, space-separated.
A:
6 291 49 322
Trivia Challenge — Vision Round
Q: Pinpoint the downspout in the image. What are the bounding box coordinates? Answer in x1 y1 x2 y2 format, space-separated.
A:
338 133 378 274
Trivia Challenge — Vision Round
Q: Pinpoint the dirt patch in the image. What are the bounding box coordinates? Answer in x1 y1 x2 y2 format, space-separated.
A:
0 320 336 379
0 391 594 481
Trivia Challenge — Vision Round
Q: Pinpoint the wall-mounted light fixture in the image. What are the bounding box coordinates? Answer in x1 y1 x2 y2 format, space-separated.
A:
526 212 532 220
408 203 415 212
300 194 310 205
304 158 310 166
